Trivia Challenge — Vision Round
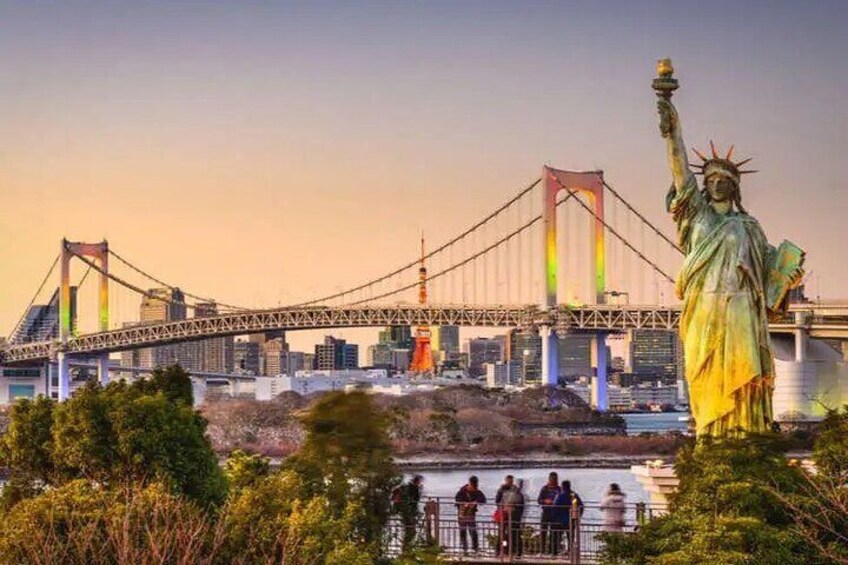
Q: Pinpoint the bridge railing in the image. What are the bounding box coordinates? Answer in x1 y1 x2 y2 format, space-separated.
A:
386 497 664 563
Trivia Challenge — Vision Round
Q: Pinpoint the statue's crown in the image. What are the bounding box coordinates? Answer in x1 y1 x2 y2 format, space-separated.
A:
692 141 757 182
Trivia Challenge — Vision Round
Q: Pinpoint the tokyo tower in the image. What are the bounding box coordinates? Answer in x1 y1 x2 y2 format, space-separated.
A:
408 235 435 374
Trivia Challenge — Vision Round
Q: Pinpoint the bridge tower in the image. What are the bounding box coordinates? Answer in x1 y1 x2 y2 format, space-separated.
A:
541 167 609 410
409 236 434 375
56 239 110 400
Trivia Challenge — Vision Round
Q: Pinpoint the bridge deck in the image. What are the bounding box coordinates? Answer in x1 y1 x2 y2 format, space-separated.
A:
1 303 844 365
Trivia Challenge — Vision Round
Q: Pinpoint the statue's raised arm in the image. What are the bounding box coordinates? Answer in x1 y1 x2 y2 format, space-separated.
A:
653 59 694 192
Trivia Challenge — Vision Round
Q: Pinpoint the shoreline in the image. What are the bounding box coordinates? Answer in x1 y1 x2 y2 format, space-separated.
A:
393 453 668 471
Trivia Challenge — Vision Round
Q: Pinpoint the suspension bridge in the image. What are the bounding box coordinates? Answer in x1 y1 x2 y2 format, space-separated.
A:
2 167 846 404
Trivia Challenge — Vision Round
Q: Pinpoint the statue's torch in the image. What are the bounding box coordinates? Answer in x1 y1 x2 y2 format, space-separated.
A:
653 58 679 137
652 58 678 100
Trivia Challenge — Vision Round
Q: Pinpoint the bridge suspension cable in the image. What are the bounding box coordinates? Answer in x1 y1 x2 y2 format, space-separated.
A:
292 177 542 307
6 254 60 340
69 251 208 313
602 180 683 255
551 175 676 284
349 190 578 306
107 248 247 311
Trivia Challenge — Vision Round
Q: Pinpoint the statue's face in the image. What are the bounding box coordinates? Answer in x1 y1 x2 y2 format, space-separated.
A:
705 174 736 203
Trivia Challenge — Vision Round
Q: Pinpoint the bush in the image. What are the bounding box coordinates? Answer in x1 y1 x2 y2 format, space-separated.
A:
0 366 226 508
599 431 847 565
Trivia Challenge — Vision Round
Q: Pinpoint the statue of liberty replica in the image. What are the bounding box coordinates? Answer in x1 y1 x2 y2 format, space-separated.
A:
654 59 804 437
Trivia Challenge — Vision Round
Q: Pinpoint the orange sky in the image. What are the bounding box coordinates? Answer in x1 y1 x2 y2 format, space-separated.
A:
2 2 846 351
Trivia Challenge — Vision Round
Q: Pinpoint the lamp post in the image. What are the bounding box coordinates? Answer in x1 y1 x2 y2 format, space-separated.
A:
604 290 630 305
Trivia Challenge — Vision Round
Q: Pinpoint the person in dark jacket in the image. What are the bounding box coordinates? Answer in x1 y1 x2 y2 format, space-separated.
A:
454 475 487 554
398 475 423 552
537 472 562 554
552 480 584 554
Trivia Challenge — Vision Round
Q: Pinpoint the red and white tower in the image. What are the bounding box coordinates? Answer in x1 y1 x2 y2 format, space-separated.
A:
409 235 434 374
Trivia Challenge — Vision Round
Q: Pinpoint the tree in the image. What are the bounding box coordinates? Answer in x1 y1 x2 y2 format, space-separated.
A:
0 480 222 564
772 408 848 565
224 449 270 493
0 396 55 507
135 364 195 405
287 391 401 551
1 366 226 508
219 469 376 564
812 406 848 479
600 435 816 565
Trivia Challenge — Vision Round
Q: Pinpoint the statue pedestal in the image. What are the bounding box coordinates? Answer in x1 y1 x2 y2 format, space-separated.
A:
631 462 679 513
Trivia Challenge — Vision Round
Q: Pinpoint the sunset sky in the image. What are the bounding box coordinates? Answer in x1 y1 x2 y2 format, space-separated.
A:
1 1 845 351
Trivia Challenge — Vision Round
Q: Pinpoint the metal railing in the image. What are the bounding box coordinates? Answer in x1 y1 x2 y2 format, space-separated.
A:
386 497 665 563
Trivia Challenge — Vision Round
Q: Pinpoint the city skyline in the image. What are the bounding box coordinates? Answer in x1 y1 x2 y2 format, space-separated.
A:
2 1 846 354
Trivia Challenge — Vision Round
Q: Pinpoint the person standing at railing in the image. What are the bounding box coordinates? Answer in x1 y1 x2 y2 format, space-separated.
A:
553 480 584 554
394 475 423 552
600 483 627 532
494 475 514 556
454 475 487 555
537 471 562 554
501 478 525 558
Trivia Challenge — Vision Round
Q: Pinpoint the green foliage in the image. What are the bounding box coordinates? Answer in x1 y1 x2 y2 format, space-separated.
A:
0 480 217 564
0 370 407 564
224 449 270 493
812 405 848 479
670 434 801 525
220 469 304 559
288 391 401 548
0 396 55 506
134 364 195 405
599 434 817 565
0 366 225 508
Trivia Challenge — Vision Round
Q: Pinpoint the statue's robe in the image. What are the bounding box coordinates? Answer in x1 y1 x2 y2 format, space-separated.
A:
667 176 775 436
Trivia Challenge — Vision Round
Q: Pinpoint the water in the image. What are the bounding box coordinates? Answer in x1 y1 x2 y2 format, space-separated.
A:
622 411 690 435
412 467 651 523
417 467 646 504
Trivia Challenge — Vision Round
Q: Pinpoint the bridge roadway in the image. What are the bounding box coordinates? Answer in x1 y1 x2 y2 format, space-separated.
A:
1 303 846 365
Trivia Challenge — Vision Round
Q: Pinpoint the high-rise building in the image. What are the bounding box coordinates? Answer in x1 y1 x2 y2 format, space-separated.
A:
507 329 542 384
391 348 411 373
378 326 413 349
140 288 186 322
558 334 593 378
343 343 359 369
303 352 315 370
264 337 288 376
315 336 356 371
11 288 77 344
283 350 306 375
629 330 679 384
485 360 522 388
136 288 189 369
234 340 261 375
465 337 505 379
193 302 234 373
367 343 393 367
439 325 460 354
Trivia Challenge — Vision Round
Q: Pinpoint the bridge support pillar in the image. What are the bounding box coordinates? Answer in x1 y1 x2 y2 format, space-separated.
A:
541 326 559 386
57 352 70 401
794 311 809 362
591 333 609 410
97 353 110 386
